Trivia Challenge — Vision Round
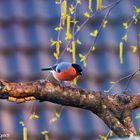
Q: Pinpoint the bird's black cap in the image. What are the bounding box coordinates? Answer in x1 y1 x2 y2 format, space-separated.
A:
72 64 82 75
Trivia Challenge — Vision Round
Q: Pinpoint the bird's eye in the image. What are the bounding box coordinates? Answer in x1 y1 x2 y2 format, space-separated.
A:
57 69 61 73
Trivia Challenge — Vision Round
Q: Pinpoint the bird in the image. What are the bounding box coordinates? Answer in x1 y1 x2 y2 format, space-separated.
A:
41 62 82 81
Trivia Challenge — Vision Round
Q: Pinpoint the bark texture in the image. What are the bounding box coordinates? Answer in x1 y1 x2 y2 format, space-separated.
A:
0 79 139 137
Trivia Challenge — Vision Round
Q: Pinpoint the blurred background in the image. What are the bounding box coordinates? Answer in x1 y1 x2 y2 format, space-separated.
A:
0 0 140 139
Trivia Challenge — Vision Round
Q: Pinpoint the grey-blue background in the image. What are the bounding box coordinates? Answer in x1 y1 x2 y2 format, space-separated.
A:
0 0 140 139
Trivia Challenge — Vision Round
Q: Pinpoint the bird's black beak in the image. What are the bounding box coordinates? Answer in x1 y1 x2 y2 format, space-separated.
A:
78 72 82 75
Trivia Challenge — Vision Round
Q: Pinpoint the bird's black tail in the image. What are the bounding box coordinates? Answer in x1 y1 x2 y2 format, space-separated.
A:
41 65 57 71
41 67 53 71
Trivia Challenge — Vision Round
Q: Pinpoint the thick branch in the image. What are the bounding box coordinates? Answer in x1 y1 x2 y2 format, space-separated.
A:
0 80 139 137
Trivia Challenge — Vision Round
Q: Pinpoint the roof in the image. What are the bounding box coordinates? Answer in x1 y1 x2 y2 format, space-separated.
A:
0 0 139 139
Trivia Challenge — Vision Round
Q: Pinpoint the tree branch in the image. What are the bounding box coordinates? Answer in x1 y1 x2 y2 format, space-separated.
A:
0 79 139 137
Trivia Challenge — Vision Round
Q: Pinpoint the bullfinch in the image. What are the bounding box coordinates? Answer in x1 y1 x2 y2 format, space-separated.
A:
41 62 82 81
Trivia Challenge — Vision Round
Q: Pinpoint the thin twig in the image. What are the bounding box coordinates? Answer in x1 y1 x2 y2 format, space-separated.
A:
124 69 140 91
84 0 124 61
123 16 140 91
137 16 140 68
106 130 112 139
120 8 140 91
104 69 140 93
125 13 140 39
72 2 78 40
74 0 125 37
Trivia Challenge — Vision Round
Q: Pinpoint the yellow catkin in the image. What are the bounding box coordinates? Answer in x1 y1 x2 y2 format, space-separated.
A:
56 41 60 58
23 127 27 140
119 42 123 64
45 135 49 140
96 0 102 10
72 41 77 84
89 0 93 12
65 15 72 40
61 0 67 26
72 41 76 63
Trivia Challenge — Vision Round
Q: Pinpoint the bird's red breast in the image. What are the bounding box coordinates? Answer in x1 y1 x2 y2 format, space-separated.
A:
52 66 77 81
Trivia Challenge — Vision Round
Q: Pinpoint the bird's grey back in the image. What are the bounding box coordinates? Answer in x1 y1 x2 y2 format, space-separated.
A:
56 62 71 72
